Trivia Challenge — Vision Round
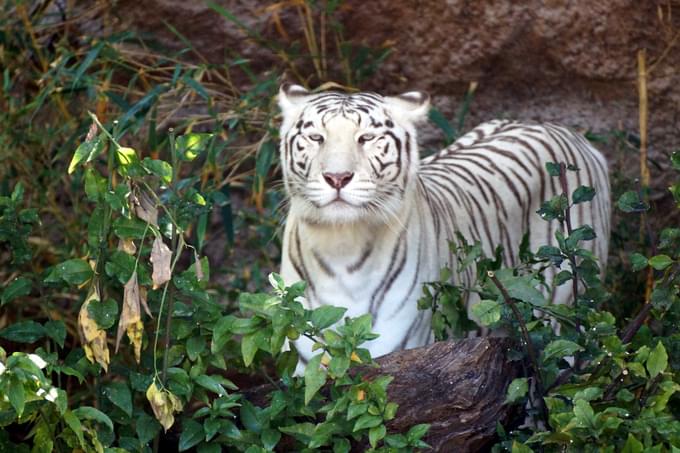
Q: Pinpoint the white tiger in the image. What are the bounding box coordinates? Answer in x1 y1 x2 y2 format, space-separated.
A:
277 84 610 364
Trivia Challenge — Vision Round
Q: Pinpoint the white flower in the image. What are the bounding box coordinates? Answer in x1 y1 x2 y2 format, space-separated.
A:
45 387 59 402
36 388 46 397
0 362 5 376
27 354 47 369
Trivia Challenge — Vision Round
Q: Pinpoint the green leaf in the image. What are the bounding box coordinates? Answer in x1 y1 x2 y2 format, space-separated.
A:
671 151 680 170
502 274 547 306
573 399 595 428
44 320 66 348
505 377 529 404
142 158 173 184
136 412 161 445
304 354 327 405
1 277 32 305
104 382 133 417
553 270 572 286
88 205 106 249
241 332 260 367
368 424 386 448
650 285 674 311
73 406 114 432
176 133 213 161
428 107 455 144
68 134 106 174
64 410 85 448
616 388 635 402
406 423 430 442
197 443 221 453
112 216 149 239
179 419 203 451
621 433 643 453
186 336 206 361
536 246 564 268
545 162 561 177
84 168 107 202
511 441 534 453
646 341 668 378
471 299 501 326
88 298 119 330
311 306 347 330
542 339 583 362
617 191 649 213
194 374 227 396
630 252 648 271
45 259 93 286
8 376 25 417
565 225 596 249
648 254 673 271
352 414 382 432
261 428 281 450
572 185 596 204
0 320 46 343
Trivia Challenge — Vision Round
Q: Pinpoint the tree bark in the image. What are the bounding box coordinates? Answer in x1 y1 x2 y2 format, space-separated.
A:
245 337 523 452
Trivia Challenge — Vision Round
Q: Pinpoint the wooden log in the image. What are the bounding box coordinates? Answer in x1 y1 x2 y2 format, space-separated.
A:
366 337 522 452
244 337 523 452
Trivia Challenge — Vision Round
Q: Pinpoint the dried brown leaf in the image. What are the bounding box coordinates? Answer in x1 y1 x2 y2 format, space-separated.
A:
139 286 152 318
194 251 204 281
150 236 172 290
116 271 143 362
78 286 110 371
133 190 158 226
146 382 183 431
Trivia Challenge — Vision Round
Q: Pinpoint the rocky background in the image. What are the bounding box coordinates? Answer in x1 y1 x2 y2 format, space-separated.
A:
113 0 680 163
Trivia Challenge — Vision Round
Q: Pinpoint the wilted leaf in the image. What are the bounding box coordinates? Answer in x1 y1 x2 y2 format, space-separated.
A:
116 271 143 363
150 236 172 290
118 238 137 255
78 287 110 371
133 190 158 226
146 382 183 431
194 251 204 281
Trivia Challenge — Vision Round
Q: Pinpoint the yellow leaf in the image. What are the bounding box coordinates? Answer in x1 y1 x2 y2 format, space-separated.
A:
350 351 362 363
150 236 172 290
116 271 143 362
78 286 110 371
146 382 182 431
320 354 330 366
356 389 366 401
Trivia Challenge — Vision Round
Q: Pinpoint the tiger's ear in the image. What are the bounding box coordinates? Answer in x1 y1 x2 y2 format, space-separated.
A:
384 91 430 124
278 84 312 120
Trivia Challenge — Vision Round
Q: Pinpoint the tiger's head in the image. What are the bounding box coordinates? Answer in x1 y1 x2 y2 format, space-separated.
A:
278 84 429 225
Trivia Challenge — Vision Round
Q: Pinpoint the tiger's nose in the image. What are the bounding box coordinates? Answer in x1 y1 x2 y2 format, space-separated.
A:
323 171 354 189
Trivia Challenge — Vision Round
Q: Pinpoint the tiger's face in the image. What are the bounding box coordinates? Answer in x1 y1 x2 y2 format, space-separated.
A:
278 84 430 225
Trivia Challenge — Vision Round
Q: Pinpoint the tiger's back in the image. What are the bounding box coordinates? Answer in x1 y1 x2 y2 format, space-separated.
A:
419 120 610 304
277 85 611 364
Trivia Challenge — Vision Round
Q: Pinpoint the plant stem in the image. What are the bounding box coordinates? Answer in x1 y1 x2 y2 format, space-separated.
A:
487 271 547 421
558 163 580 333
160 129 180 383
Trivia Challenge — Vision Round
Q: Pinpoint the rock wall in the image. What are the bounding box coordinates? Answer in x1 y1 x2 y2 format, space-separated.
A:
115 0 680 162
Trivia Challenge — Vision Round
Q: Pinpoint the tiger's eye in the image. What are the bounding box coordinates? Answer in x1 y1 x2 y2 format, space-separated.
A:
358 133 376 144
308 134 324 143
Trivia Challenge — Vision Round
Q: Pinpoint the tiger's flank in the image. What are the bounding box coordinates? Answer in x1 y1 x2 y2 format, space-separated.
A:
277 84 611 363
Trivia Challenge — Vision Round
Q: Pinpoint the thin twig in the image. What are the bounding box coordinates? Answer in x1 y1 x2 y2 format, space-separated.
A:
487 271 547 421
